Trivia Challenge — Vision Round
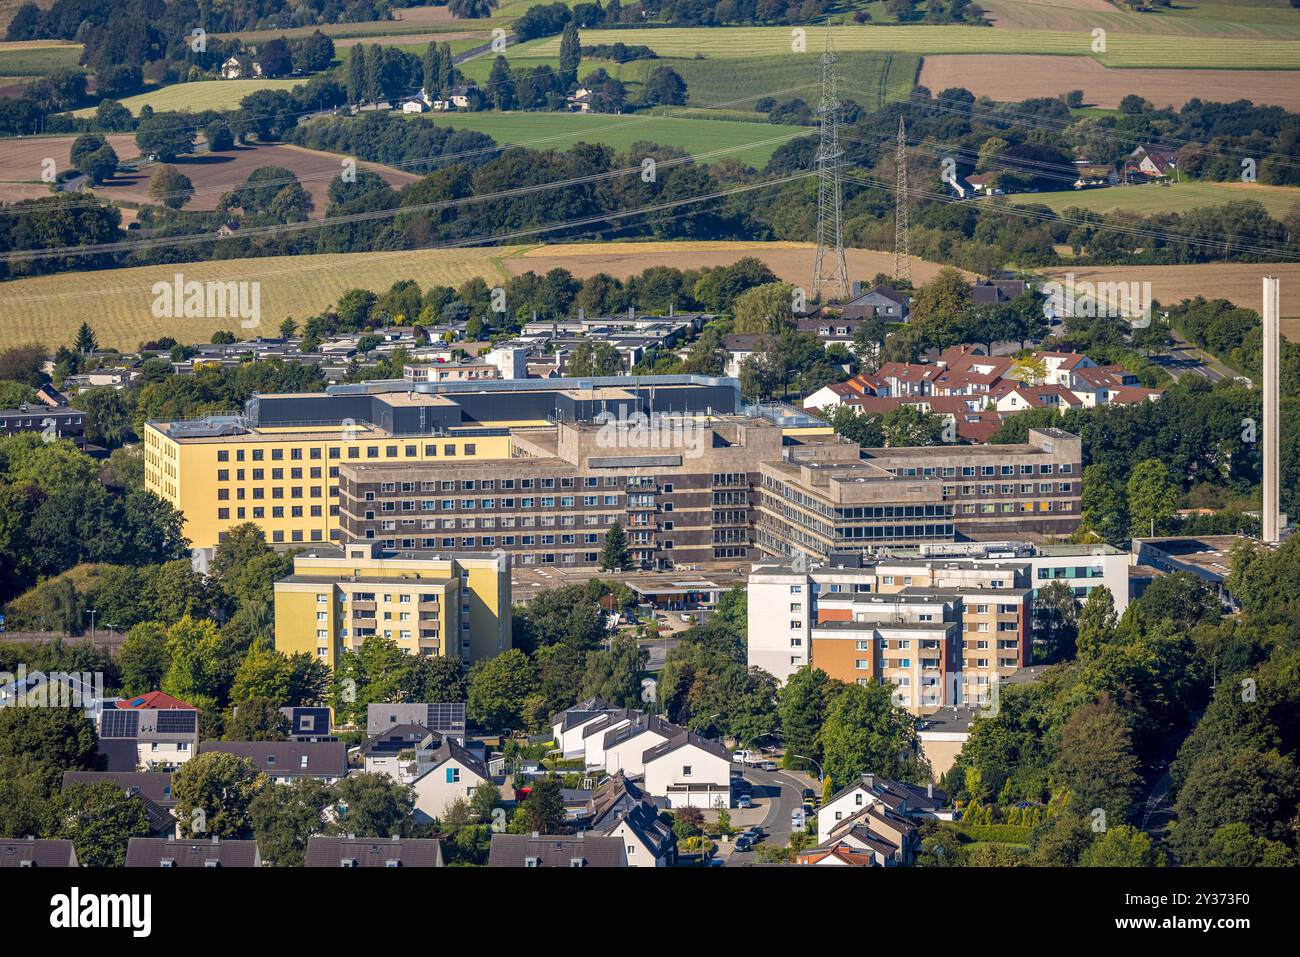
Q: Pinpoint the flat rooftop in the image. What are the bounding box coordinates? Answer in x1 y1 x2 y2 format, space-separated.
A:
1132 534 1263 580
812 619 954 632
917 707 975 734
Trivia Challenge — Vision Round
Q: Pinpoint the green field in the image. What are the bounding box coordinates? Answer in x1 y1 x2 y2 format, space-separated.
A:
413 109 801 165
0 43 82 76
70 78 307 117
525 25 1300 69
459 43 918 112
1001 181 1300 218
670 51 919 112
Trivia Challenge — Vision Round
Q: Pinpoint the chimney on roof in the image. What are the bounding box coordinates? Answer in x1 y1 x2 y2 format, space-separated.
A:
210 835 218 844
927 782 933 799
532 831 539 838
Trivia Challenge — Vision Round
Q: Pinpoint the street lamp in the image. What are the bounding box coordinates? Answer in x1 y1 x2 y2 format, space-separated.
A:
793 753 823 782
85 608 97 638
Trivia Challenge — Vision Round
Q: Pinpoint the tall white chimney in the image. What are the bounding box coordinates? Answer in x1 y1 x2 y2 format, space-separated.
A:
1263 276 1281 544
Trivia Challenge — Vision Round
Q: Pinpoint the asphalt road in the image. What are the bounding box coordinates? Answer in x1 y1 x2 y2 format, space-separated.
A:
721 763 810 862
1157 332 1242 384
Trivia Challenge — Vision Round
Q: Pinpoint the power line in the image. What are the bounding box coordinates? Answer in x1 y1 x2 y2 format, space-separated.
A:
0 129 806 263
0 170 816 307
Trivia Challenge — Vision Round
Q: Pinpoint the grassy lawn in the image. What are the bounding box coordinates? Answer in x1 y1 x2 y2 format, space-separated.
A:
1000 181 1300 218
525 25 1300 69
70 78 308 117
0 42 83 76
411 109 800 166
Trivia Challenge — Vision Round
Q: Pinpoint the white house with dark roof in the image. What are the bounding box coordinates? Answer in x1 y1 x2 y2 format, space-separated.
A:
580 772 677 867
817 773 949 838
800 801 921 866
410 738 491 822
550 696 618 757
598 714 679 777
641 730 732 808
362 724 444 780
580 708 640 768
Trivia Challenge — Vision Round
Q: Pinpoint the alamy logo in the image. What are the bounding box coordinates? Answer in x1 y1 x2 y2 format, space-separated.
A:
50 888 151 937
151 273 261 328
1041 274 1152 328
0 666 103 708
593 409 706 459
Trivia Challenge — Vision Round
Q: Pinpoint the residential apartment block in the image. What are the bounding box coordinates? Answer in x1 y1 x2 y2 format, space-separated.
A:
272 541 511 670
748 539 1129 703
748 556 1042 708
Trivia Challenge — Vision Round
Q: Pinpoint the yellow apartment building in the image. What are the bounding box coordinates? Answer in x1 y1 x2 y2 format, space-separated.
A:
273 541 512 670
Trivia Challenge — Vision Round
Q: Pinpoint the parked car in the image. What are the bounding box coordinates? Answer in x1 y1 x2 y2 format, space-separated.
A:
734 834 752 851
737 794 753 809
758 760 777 771
791 808 805 828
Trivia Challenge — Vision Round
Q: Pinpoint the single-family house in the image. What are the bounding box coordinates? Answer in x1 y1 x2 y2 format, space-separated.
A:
362 724 444 780
817 773 948 838
596 713 680 777
579 772 676 867
641 730 731 808
98 702 199 772
800 801 921 866
410 738 491 822
550 696 619 758
200 741 347 784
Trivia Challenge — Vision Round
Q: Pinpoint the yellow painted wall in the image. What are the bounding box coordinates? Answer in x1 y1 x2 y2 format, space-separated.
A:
145 423 512 549
272 552 511 670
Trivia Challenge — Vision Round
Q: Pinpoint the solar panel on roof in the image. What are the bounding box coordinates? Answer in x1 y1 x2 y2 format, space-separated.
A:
155 710 196 734
427 702 466 738
100 710 139 739
295 707 330 734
